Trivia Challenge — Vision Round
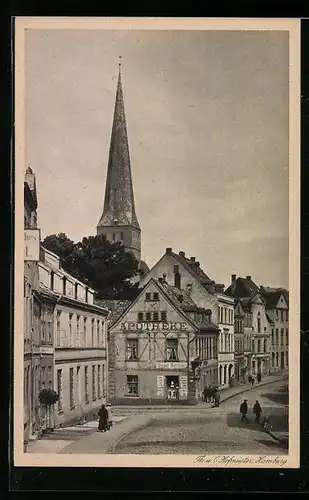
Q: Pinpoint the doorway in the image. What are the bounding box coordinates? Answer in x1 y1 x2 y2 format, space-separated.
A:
280 352 285 370
166 375 179 400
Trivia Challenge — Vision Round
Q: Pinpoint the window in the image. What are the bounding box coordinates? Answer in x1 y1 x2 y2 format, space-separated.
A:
145 292 151 301
47 320 52 343
92 365 96 401
264 339 267 353
121 232 124 240
57 369 63 412
102 365 106 398
153 292 159 301
127 338 138 360
84 366 89 403
91 319 95 346
153 311 159 321
285 352 288 366
276 328 279 345
56 311 61 346
286 310 289 322
145 312 151 321
51 271 54 291
69 367 75 409
276 352 279 366
41 366 46 388
276 310 279 320
76 315 80 347
69 313 73 346
166 338 178 361
138 312 144 322
161 311 167 322
41 317 46 342
271 329 274 345
113 233 115 241
97 320 100 347
127 375 138 395
83 317 87 347
281 329 284 345
63 277 66 295
97 365 101 399
281 310 284 321
286 329 289 345
257 313 261 333
173 265 179 273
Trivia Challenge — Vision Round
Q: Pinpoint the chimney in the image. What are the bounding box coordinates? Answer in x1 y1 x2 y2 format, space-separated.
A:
178 294 183 303
162 273 167 283
158 277 163 283
166 247 172 254
174 272 181 290
231 274 236 284
190 257 195 262
246 275 251 280
195 262 200 268
186 283 192 295
179 251 185 258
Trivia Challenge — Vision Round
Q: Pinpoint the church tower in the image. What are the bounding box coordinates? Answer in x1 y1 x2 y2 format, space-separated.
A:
97 59 141 262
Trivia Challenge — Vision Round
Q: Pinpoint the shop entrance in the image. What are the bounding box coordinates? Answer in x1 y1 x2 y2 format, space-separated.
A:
166 375 179 400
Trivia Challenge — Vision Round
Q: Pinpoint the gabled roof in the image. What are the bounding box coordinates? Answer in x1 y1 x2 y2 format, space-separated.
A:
109 277 218 332
260 285 289 309
225 276 260 299
173 251 213 286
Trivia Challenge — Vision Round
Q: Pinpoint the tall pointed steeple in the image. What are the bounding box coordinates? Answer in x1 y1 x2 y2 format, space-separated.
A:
97 59 141 262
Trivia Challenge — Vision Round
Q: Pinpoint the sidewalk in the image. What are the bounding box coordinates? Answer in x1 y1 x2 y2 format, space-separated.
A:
58 415 154 454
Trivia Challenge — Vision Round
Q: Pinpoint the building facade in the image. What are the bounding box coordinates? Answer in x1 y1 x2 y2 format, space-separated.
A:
217 294 235 387
139 247 235 387
24 167 42 445
234 298 246 382
260 286 289 372
225 275 271 377
39 247 110 427
108 278 219 404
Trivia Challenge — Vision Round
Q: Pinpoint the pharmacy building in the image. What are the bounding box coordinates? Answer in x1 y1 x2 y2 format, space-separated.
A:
108 277 219 404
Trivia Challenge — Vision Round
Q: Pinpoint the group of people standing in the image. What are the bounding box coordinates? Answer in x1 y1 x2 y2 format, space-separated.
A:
202 386 220 407
97 403 113 433
240 399 262 424
248 373 262 387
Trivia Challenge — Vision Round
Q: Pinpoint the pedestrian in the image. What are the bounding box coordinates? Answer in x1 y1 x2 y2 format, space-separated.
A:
202 387 207 402
251 376 255 387
257 372 262 383
214 390 220 407
240 399 248 423
253 400 262 424
106 402 113 430
248 375 252 385
97 403 108 432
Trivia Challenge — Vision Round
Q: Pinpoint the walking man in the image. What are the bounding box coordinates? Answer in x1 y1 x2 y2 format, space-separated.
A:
97 403 108 432
253 400 262 424
106 402 113 430
240 399 248 423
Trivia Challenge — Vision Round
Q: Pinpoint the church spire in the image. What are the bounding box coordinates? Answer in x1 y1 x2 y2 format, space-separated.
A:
97 60 141 261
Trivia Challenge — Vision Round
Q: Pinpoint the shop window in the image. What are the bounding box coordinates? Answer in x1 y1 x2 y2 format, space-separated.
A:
166 338 178 361
127 375 138 395
137 312 144 321
127 338 138 360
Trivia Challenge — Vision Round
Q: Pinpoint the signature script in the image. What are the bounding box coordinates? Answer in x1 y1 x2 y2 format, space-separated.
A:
193 455 288 467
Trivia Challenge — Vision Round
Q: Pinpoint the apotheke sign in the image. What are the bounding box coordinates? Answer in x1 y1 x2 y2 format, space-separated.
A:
121 321 188 331
24 229 40 261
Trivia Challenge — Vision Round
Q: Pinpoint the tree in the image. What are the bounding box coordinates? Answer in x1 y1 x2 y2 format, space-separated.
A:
42 233 141 300
38 389 59 431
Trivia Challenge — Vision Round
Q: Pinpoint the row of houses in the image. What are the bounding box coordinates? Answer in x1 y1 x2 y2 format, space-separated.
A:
23 167 289 447
23 167 109 447
103 248 289 405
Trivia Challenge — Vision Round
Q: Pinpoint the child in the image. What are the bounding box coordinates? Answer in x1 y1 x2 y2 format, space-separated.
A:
106 402 113 430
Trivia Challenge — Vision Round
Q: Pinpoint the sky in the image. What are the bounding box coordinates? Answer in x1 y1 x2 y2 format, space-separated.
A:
25 29 289 289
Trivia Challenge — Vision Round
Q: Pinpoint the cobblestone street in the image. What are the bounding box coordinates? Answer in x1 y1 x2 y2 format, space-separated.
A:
114 380 288 455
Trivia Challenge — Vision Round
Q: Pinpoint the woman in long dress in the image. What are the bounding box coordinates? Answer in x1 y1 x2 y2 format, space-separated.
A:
98 404 108 432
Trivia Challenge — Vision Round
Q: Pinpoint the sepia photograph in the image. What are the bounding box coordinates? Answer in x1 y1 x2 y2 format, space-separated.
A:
14 17 300 468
